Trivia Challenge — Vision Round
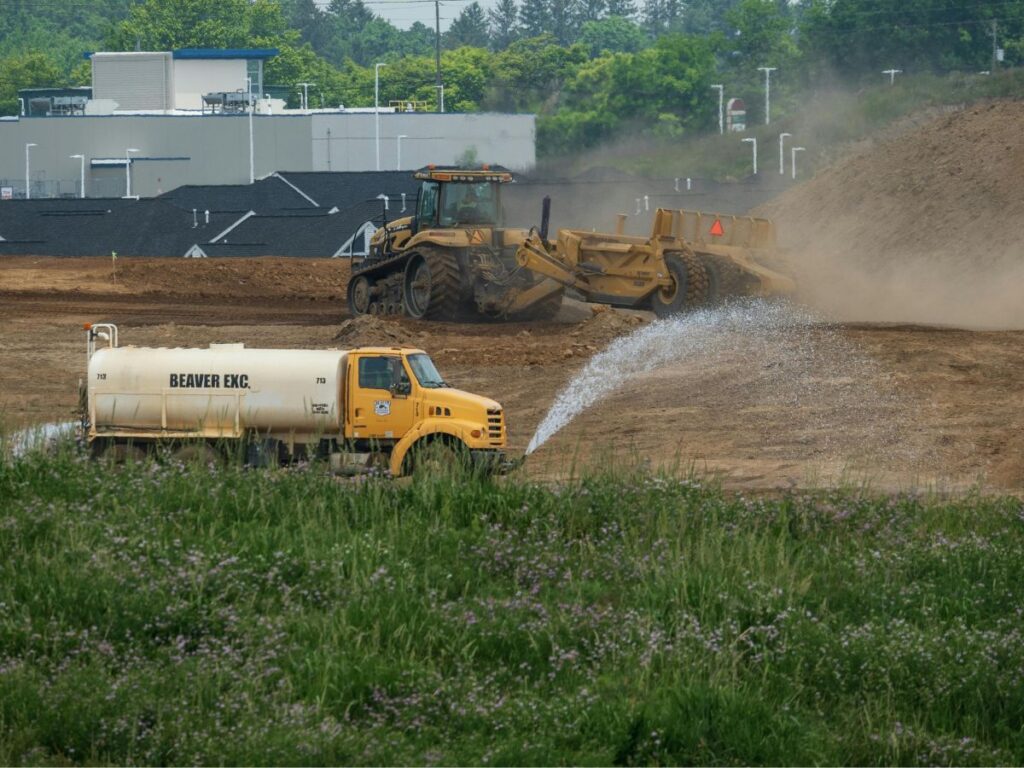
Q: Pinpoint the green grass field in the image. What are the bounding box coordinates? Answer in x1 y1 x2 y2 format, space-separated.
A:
1 441 1023 765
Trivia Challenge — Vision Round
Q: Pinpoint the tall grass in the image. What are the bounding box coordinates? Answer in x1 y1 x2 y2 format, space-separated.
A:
1 442 1023 765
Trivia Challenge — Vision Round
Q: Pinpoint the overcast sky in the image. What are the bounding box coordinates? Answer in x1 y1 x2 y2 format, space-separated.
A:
330 0 484 31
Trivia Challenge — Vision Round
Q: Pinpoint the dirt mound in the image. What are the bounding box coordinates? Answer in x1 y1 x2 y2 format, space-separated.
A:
570 307 648 345
758 100 1024 329
333 314 427 347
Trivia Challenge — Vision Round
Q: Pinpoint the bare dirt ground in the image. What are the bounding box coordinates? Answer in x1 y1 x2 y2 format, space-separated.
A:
1 256 1021 493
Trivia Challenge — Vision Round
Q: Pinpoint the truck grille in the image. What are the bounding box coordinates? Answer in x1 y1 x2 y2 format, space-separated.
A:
486 408 505 445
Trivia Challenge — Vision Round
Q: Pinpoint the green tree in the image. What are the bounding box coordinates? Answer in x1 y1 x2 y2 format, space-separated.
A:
550 0 583 44
605 0 638 20
0 50 64 116
800 0 1023 78
519 0 553 39
445 3 491 49
488 0 522 50
106 0 288 50
579 16 648 56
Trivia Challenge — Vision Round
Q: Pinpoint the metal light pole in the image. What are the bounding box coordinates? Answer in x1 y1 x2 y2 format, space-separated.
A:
397 134 408 170
374 63 385 171
125 148 139 199
778 132 791 175
882 68 902 85
297 82 315 110
246 77 255 184
710 84 724 134
70 154 85 198
791 146 805 180
757 66 777 125
25 142 36 200
742 137 757 175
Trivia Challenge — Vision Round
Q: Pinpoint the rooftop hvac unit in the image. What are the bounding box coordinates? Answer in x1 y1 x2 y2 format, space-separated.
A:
202 91 253 115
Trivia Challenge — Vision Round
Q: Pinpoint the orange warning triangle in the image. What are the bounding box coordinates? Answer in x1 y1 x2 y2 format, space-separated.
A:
470 229 485 244
709 218 725 237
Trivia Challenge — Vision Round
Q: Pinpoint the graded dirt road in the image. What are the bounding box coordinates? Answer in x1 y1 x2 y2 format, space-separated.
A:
1 256 1021 493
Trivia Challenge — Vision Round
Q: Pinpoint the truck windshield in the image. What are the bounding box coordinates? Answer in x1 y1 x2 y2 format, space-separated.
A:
407 353 447 388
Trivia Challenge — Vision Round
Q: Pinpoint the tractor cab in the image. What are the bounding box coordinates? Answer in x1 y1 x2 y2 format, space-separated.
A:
412 165 514 232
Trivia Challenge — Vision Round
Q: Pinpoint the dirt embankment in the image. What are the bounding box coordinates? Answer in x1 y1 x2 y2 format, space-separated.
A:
760 100 1024 329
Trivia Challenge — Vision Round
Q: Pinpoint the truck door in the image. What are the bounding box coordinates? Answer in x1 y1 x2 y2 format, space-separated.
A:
350 354 415 440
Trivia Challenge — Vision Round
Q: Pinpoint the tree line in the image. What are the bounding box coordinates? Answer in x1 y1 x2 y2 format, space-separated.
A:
1 0 1021 156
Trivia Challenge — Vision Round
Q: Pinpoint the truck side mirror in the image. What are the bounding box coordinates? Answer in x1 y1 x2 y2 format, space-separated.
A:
391 379 411 397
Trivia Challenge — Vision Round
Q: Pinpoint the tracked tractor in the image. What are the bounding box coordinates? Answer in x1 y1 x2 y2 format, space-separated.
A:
345 165 795 322
346 165 564 321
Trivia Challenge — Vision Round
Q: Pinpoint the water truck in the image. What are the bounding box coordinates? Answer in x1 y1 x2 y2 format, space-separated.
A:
82 323 508 476
346 164 795 321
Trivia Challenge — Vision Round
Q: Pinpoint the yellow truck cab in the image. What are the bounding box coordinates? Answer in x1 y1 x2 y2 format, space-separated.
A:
84 324 508 475
343 346 507 474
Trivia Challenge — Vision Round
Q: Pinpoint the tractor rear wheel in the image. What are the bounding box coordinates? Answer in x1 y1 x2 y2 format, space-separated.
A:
650 249 709 318
403 248 462 320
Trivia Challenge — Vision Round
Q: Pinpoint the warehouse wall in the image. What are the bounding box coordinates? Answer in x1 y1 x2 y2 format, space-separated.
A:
0 112 535 198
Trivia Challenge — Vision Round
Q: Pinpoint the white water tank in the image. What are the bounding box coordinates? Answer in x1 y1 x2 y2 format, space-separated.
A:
88 344 347 436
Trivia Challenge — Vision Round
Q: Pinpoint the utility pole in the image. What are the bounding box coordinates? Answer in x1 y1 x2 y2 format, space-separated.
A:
742 137 757 175
882 68 902 85
991 19 999 71
778 132 791 175
710 84 724 134
791 146 805 180
435 0 443 113
757 66 777 125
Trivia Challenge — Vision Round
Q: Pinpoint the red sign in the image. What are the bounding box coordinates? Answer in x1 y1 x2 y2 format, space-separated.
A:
709 219 725 237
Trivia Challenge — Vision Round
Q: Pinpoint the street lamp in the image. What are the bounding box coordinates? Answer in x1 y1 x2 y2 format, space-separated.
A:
882 68 902 85
374 62 386 171
397 134 408 170
791 146 805 180
778 132 792 175
70 154 85 198
742 137 757 175
297 81 315 110
246 77 255 184
124 148 139 199
757 66 777 125
25 143 36 200
710 84 724 134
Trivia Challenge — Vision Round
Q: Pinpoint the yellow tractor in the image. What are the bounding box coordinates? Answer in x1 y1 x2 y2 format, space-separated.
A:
346 165 795 321
348 165 564 321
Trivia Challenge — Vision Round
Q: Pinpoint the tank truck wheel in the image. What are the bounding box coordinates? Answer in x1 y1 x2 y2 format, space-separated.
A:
650 250 709 318
402 248 462 320
347 275 372 316
96 441 145 464
171 443 221 467
407 439 470 478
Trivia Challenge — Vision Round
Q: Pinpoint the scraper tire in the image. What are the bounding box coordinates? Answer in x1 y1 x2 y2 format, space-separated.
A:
651 250 709 318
